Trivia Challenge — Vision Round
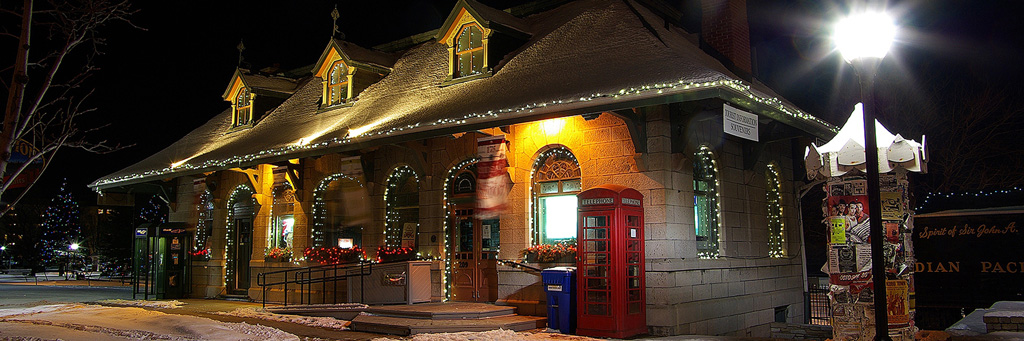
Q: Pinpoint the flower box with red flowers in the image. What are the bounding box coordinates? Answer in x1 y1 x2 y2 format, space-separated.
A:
264 247 292 262
521 240 577 263
376 246 415 263
304 246 364 265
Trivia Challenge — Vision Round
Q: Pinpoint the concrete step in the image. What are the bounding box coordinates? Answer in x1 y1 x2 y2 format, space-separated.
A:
364 302 516 320
349 313 546 335
266 303 368 320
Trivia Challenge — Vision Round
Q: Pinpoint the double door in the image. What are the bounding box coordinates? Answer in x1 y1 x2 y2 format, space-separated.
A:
450 207 498 302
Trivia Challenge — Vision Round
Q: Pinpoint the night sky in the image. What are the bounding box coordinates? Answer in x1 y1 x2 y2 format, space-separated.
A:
22 0 1024 205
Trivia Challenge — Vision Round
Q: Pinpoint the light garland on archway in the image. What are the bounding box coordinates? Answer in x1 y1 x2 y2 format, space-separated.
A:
694 146 721 259
766 163 785 258
383 166 420 248
529 147 579 246
224 185 256 287
311 173 365 248
441 158 479 301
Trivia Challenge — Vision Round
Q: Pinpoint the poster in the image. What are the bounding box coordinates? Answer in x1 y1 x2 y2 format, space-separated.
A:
476 135 508 219
401 222 417 248
829 195 870 244
886 280 910 327
831 217 848 244
881 192 904 220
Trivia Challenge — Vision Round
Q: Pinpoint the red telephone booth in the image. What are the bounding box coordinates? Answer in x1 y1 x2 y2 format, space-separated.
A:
576 184 646 338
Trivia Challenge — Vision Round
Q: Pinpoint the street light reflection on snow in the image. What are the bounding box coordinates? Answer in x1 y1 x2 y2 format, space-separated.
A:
833 11 896 61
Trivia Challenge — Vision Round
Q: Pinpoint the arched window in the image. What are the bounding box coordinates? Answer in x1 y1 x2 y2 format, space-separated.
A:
694 146 720 258
312 174 367 249
234 88 251 126
455 24 484 78
384 166 420 249
194 191 214 258
533 147 581 245
328 60 349 105
270 185 296 250
766 163 785 258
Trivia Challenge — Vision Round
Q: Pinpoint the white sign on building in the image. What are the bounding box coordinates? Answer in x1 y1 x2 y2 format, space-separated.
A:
723 104 759 142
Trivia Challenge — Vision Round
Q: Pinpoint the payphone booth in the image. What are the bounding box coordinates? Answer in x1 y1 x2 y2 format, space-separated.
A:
132 223 191 300
576 184 646 338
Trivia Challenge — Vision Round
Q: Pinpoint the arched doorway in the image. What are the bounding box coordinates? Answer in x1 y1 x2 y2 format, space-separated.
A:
226 185 256 295
447 161 498 302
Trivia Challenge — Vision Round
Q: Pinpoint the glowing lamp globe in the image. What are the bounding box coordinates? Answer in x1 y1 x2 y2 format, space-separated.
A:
69 243 80 251
834 12 896 62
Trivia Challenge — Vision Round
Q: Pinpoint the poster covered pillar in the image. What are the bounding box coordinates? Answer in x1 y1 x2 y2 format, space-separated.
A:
804 104 927 340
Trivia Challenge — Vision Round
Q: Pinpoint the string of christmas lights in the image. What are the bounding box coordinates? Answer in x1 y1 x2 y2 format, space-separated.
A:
92 78 838 191
529 147 579 245
310 173 364 248
383 166 420 249
39 179 83 266
916 187 1024 211
694 146 721 259
766 163 785 258
224 185 256 286
441 158 479 301
192 191 213 259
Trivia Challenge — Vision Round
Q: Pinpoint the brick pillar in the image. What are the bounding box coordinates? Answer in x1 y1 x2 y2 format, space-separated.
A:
700 0 752 74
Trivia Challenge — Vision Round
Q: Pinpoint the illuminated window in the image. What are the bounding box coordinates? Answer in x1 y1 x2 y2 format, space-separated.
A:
314 175 365 249
234 88 251 127
385 166 420 249
327 60 349 105
455 24 484 78
694 146 720 258
533 147 581 245
766 163 785 258
270 186 295 249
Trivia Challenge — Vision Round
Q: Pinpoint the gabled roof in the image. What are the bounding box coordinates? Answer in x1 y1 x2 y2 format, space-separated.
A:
221 68 301 101
91 0 836 191
436 0 532 43
311 39 397 77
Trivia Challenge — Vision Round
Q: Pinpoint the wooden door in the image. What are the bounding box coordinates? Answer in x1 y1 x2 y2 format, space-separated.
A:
450 207 498 301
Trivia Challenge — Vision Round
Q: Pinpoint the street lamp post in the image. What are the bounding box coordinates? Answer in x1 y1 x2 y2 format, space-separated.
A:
834 11 897 341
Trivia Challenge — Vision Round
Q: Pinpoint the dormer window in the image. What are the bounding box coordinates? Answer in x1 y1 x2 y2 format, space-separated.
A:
455 24 484 77
312 39 393 111
436 0 530 85
234 88 252 127
327 60 349 105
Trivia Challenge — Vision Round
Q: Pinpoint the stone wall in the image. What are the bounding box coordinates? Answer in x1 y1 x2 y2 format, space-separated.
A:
770 322 832 340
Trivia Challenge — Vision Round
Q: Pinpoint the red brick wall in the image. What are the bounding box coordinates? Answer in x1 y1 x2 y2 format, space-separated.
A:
701 0 752 74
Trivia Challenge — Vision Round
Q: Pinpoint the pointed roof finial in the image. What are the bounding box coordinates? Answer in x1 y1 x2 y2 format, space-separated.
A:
331 5 345 40
236 39 246 67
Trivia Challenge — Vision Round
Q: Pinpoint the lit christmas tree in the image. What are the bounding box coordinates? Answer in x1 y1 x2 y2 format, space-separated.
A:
139 195 167 223
39 179 82 266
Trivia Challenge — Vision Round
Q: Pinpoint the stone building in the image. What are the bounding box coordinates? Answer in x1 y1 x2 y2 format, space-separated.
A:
90 0 836 336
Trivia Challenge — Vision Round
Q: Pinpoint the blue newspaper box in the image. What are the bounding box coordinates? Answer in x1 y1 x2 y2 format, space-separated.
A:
541 266 576 334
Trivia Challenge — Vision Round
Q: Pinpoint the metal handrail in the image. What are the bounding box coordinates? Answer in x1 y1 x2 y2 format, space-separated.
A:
497 258 544 272
256 261 372 308
256 258 421 308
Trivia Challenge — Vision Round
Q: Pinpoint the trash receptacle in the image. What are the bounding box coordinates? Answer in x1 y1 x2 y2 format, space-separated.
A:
541 266 576 334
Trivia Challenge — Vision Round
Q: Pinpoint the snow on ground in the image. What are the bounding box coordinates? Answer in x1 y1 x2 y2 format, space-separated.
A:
371 328 602 341
98 298 186 309
0 303 299 340
216 307 350 330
